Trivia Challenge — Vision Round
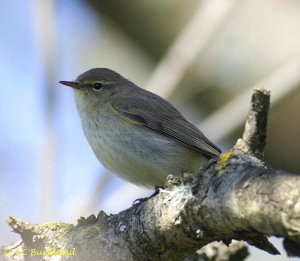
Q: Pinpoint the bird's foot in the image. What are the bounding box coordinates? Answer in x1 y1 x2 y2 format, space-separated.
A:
132 186 161 205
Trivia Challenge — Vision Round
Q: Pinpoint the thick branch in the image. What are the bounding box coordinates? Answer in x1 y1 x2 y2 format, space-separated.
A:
1 88 300 261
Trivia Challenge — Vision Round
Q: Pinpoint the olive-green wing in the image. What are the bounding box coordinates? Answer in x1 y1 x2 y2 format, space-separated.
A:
111 97 221 158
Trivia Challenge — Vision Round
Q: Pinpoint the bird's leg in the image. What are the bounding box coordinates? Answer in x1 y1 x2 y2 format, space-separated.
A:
132 186 162 205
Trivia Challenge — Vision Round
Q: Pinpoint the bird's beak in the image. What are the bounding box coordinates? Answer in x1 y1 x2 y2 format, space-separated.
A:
59 81 79 89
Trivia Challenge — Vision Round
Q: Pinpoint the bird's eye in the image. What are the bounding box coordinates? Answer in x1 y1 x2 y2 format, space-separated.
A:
93 83 103 91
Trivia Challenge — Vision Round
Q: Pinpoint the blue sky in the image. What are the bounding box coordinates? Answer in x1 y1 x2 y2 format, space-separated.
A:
0 0 128 245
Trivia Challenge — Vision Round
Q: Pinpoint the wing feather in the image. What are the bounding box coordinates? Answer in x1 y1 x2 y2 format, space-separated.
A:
111 97 221 158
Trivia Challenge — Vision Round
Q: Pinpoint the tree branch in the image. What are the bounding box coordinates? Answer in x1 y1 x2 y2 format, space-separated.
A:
1 88 300 261
242 87 270 158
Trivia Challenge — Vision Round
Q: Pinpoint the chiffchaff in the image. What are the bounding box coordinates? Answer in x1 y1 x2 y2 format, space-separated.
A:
60 68 221 187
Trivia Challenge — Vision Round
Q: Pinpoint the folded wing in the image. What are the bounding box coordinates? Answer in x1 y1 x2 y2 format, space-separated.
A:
111 96 221 158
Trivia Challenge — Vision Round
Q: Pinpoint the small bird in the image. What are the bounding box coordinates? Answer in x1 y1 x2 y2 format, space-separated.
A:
60 68 221 187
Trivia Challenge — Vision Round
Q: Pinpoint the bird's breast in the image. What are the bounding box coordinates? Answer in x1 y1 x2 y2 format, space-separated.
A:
75 100 207 186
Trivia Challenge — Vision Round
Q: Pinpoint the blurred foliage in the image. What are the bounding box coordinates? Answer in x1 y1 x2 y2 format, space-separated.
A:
87 0 200 59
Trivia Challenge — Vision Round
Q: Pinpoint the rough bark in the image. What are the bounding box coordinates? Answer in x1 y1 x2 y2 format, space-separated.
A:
1 88 300 261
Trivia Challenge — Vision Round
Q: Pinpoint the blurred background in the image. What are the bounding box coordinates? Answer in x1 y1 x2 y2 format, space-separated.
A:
1 0 300 260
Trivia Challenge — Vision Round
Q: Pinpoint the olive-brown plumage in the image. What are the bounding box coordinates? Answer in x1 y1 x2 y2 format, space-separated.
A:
60 68 221 186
